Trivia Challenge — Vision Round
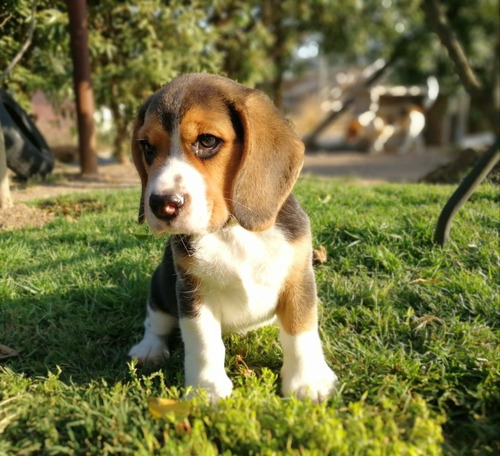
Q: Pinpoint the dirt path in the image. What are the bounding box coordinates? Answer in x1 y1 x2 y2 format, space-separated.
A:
11 160 140 203
11 148 452 204
1 161 140 229
302 149 452 182
1 149 453 230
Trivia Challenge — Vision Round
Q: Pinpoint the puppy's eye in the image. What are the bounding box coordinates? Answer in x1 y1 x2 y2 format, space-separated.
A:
138 139 155 165
199 134 219 149
193 134 222 159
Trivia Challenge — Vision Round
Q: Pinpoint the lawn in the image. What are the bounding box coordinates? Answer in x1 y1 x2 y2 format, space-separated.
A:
0 177 498 455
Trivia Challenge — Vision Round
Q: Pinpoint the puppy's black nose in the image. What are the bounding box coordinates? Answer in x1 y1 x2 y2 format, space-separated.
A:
149 193 184 220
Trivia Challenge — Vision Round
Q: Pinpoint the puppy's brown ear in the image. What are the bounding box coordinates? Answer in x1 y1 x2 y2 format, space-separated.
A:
131 98 152 225
232 90 304 231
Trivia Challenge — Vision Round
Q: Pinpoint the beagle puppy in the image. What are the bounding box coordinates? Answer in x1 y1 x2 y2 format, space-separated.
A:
128 73 337 403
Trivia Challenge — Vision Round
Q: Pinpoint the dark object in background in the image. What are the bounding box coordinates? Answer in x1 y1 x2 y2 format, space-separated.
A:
422 146 499 185
0 89 54 179
433 138 499 245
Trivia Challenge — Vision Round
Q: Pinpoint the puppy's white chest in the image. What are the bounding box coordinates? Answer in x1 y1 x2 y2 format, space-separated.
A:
189 226 293 333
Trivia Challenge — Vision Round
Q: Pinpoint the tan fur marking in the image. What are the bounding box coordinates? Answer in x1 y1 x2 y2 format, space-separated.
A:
138 114 172 170
174 247 196 272
346 119 363 141
179 106 243 229
276 235 318 335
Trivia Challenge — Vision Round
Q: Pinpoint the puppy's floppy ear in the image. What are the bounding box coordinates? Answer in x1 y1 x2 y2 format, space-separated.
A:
131 97 152 225
232 90 304 231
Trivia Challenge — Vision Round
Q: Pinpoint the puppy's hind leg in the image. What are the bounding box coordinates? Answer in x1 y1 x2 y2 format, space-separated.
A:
129 301 178 364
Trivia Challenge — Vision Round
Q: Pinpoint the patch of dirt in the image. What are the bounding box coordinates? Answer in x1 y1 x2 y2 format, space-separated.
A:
1 160 139 230
421 146 499 184
301 147 453 182
0 203 54 230
11 160 140 203
0 147 458 230
38 197 104 218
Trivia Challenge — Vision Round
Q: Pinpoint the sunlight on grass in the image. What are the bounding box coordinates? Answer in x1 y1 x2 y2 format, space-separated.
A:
1 179 498 455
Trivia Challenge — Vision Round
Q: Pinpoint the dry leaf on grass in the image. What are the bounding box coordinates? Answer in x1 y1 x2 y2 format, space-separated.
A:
0 344 20 359
313 245 328 264
148 397 192 419
235 354 255 377
413 315 443 331
409 278 440 285
0 204 54 230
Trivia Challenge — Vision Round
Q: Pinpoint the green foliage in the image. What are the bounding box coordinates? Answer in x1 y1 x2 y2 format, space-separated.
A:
1 1 498 156
0 1 70 106
1 179 498 454
87 0 224 159
0 1 34 71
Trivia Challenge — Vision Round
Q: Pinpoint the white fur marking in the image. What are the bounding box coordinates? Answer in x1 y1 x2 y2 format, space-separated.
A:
358 111 376 127
399 110 425 154
146 155 210 235
178 224 295 402
188 225 294 334
128 306 177 364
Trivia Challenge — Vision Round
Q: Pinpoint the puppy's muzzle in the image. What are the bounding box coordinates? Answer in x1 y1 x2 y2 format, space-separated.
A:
149 192 185 221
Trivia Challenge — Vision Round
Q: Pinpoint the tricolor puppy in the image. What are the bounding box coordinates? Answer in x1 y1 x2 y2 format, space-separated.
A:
128 73 337 402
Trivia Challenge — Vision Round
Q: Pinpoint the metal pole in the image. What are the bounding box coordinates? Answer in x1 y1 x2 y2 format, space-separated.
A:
434 136 499 245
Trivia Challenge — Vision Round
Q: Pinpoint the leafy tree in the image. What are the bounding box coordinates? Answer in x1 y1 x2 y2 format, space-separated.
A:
422 0 499 130
1 0 497 165
87 0 223 162
2 1 223 163
1 1 70 105
206 1 273 88
0 0 38 208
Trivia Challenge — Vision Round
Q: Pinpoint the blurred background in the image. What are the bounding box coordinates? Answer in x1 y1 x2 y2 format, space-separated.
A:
0 0 498 183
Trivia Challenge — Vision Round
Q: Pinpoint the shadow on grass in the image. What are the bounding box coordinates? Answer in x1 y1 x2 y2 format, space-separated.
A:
1 228 282 389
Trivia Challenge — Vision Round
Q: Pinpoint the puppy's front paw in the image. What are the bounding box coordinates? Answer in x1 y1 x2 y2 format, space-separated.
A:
128 334 169 364
281 363 338 402
186 371 233 404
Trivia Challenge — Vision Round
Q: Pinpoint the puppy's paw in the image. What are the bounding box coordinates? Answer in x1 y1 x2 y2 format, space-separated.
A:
281 363 338 402
128 334 169 364
186 371 233 404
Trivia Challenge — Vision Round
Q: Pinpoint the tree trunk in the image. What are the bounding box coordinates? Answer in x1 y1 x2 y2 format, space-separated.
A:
271 72 284 110
109 102 129 164
114 120 130 164
66 0 98 176
0 123 13 209
422 0 499 130
261 0 286 110
424 95 449 146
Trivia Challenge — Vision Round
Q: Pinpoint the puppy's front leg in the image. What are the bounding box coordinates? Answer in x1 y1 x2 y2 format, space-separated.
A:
277 267 337 402
180 306 233 403
129 304 177 364
279 324 338 402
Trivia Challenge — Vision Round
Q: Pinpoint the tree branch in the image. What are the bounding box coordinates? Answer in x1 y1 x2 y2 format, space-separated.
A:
0 13 13 29
422 0 482 99
0 0 37 83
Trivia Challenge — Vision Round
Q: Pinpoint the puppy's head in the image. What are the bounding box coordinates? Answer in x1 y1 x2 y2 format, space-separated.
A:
132 73 304 235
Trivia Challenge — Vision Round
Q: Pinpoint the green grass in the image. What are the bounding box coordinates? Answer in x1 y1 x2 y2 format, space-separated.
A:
0 178 498 455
